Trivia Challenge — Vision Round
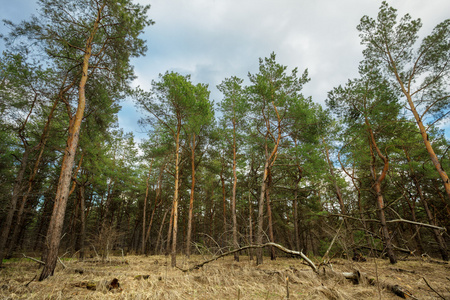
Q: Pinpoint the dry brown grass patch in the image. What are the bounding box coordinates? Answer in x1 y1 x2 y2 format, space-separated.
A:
0 254 449 299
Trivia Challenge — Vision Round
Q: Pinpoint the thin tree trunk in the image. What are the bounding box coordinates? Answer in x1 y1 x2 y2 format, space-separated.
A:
404 149 448 261
71 180 88 261
186 133 196 258
367 127 396 264
403 192 424 254
220 161 227 240
166 203 174 255
141 162 153 254
248 191 253 260
231 117 239 262
292 138 303 252
156 208 169 254
6 97 60 259
293 189 300 252
323 138 355 253
145 163 165 254
256 160 269 265
0 146 31 266
256 102 282 265
265 176 276 260
372 178 396 264
171 123 181 267
422 197 448 261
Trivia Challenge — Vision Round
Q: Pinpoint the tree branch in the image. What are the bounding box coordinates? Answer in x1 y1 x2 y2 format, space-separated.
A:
176 242 317 273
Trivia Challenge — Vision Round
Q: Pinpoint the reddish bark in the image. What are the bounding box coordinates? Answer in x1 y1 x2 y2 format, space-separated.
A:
39 3 104 280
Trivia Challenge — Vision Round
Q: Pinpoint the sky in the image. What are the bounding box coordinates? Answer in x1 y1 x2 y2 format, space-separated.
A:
1 0 449 140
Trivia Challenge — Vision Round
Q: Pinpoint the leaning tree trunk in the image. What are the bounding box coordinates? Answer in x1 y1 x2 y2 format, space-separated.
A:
389 57 450 201
39 8 102 279
39 113 84 280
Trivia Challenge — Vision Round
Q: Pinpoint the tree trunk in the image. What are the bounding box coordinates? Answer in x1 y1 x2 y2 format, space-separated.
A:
422 197 449 261
166 203 173 255
170 123 181 267
78 183 87 260
265 176 276 260
6 97 59 259
39 119 83 280
323 138 355 254
403 193 425 254
141 163 152 254
145 163 164 254
248 191 253 260
367 125 396 264
256 160 269 265
220 161 227 242
186 133 196 258
155 208 169 254
293 189 300 252
39 5 103 279
256 103 282 265
373 179 397 264
231 117 239 262
0 146 31 266
403 148 448 260
388 54 450 201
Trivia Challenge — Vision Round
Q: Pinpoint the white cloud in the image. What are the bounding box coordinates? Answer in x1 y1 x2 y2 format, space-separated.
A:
1 0 449 138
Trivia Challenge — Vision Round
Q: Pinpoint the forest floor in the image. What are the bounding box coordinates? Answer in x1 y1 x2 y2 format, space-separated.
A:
0 252 449 299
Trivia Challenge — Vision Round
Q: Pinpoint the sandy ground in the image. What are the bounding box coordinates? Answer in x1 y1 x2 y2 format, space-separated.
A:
0 253 449 299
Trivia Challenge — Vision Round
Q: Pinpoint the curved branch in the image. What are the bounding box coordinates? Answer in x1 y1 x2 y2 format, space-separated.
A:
176 242 317 273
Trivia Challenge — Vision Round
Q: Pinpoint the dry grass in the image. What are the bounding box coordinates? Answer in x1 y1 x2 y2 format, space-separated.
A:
1 254 449 299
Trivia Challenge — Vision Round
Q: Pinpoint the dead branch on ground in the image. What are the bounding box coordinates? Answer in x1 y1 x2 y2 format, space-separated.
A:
22 254 45 265
423 277 446 300
176 242 318 273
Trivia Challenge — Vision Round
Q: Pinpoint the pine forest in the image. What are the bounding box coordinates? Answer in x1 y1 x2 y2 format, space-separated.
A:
0 1 449 298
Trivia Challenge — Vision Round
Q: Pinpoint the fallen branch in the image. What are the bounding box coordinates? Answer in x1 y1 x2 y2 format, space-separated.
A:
423 277 446 300
176 242 317 273
25 275 37 287
22 254 45 265
58 257 67 269
22 253 71 269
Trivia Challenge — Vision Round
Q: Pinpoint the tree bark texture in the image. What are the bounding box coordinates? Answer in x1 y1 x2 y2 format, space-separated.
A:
39 4 104 280
387 52 450 201
170 122 181 267
186 134 196 258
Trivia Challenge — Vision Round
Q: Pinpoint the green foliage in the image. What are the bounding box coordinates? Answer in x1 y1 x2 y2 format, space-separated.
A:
358 1 450 124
